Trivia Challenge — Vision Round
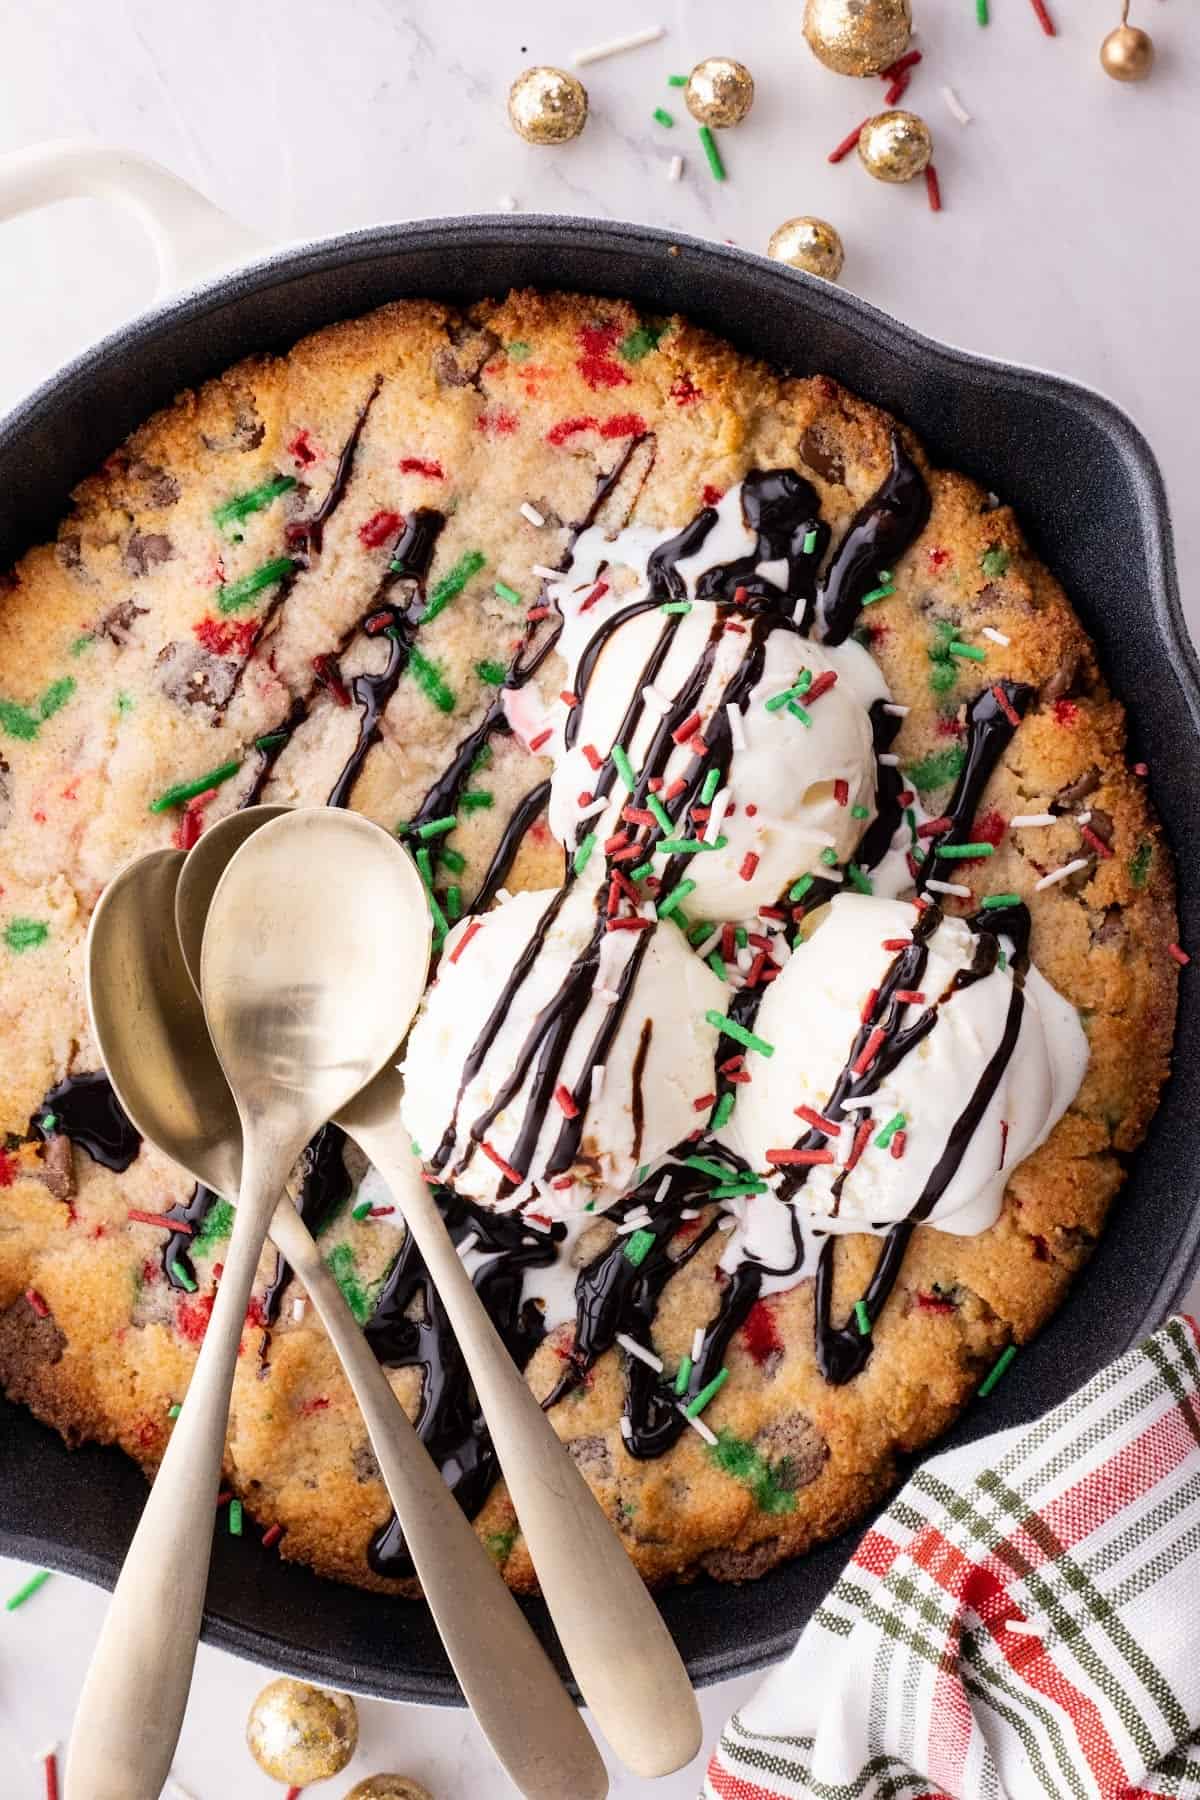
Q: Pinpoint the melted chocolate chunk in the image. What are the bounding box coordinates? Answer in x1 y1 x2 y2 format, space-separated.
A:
122 530 174 578
33 1072 140 1172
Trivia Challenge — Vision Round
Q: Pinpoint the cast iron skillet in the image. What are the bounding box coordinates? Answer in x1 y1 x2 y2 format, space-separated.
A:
1 217 1196 1703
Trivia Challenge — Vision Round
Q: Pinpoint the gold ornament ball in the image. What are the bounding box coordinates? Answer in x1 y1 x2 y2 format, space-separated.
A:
767 218 845 282
1100 23 1154 80
857 110 933 182
343 1780 435 1800
803 0 912 77
508 66 589 145
246 1678 358 1785
685 58 756 128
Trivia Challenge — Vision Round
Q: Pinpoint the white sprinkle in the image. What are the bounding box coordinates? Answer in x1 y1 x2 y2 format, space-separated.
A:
291 1297 307 1323
982 627 1010 646
694 928 722 959
651 1172 672 1209
680 1207 700 1219
1010 813 1057 829
1035 857 1090 891
596 986 620 1005
530 563 561 582
666 153 684 183
726 703 746 751
576 797 609 822
942 85 972 126
692 1325 707 1362
1006 1618 1040 1636
498 193 519 213
616 1331 665 1372
641 683 672 715
822 867 845 885
878 753 900 767
617 1208 652 1235
619 1414 634 1441
1076 810 1092 825
457 1231 479 1260
685 1411 718 1446
838 1097 875 1111
519 501 545 527
925 878 973 898
573 24 665 65
641 899 658 922
591 1064 607 1098
703 788 732 845
883 702 910 718
717 1216 738 1233
495 886 515 905
736 946 754 973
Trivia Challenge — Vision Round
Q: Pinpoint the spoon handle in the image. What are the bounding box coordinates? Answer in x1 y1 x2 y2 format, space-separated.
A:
64 1187 276 1800
266 1203 608 1800
344 1109 702 1781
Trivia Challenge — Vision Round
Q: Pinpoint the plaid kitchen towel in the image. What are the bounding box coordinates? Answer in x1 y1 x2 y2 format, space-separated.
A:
705 1316 1200 1800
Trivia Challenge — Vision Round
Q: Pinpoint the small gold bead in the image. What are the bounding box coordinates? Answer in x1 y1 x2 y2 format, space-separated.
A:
343 1779 436 1800
803 0 912 77
857 110 933 183
767 218 846 282
508 66 589 145
246 1678 358 1784
1100 23 1154 81
685 58 756 128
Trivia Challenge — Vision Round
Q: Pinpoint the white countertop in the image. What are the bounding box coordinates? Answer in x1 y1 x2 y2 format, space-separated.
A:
1 1 1198 1795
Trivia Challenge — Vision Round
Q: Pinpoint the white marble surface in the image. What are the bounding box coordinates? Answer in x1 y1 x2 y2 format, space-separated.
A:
1 1 1198 1795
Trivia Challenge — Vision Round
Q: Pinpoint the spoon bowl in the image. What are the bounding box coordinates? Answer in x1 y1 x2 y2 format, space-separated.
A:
175 802 289 994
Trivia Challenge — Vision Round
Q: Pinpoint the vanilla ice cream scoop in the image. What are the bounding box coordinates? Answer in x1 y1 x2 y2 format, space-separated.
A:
731 892 1088 1237
400 884 728 1213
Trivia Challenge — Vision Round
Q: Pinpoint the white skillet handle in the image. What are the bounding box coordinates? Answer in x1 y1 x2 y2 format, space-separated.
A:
0 138 264 297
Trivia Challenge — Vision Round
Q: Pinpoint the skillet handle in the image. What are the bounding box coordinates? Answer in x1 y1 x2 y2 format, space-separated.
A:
0 138 264 296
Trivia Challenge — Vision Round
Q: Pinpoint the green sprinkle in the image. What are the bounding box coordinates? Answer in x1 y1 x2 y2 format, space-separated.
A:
410 647 457 713
446 885 461 921
573 833 597 876
700 768 721 805
698 124 726 181
846 863 873 894
787 701 812 726
506 340 533 362
5 1569 52 1612
708 1428 798 1515
424 550 486 624
685 1367 729 1417
656 837 710 854
854 1300 872 1337
874 1112 907 1149
623 1228 656 1268
352 1200 372 1222
228 1499 244 1536
949 640 986 662
461 789 493 812
687 919 713 944
254 730 288 751
629 861 655 882
39 677 76 721
193 1198 235 1254
709 1091 736 1132
707 951 728 981
658 877 696 917
982 892 1021 909
789 873 815 903
878 569 893 583
149 759 241 813
667 72 688 86
213 475 296 531
850 804 870 820
646 794 672 834
216 556 295 614
861 583 896 606
4 918 49 953
709 1179 768 1199
705 1011 774 1057
168 1402 182 1419
819 847 839 867
611 744 636 790
765 680 811 714
998 949 1008 972
41 1112 57 1132
494 580 522 606
618 321 666 362
170 1258 198 1294
906 746 967 794
980 546 1010 578
929 662 958 694
674 1355 693 1395
486 1527 518 1563
474 658 507 688
803 528 818 554
70 633 95 656
653 106 675 127
0 699 40 741
441 846 467 874
734 926 748 949
978 1342 1018 1396
683 1155 732 1180
977 0 989 22
1130 841 1153 888
417 814 458 839
660 599 692 614
937 842 995 860
326 1241 372 1323
472 742 493 771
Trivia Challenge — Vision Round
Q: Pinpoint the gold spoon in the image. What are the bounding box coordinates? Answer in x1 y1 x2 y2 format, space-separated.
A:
177 808 703 1781
73 838 607 1799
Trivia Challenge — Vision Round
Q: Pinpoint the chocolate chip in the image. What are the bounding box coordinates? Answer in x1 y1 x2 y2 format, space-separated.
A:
123 531 174 578
35 1134 75 1202
1054 767 1100 811
566 1434 613 1479
155 641 239 714
202 388 265 453
1086 807 1114 846
433 324 500 389
798 426 845 486
56 532 83 573
0 1294 67 1399
352 1440 382 1484
129 460 180 508
96 598 148 645
700 1537 782 1581
1093 907 1124 948
753 1411 827 1492
1041 657 1081 706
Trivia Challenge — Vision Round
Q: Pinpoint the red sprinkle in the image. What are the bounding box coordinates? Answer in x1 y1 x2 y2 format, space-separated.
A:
285 1789 305 1800
805 670 838 703
287 429 318 466
261 1522 284 1549
891 1130 907 1160
760 905 787 921
559 690 579 707
929 546 951 570
448 919 483 964
693 1093 717 1112
829 120 868 163
577 789 594 806
363 609 395 636
1054 699 1079 727
551 1175 575 1190
648 777 663 793
768 1147 834 1166
25 1288 50 1319
917 1290 955 1314
745 803 758 818
611 869 641 902
879 48 922 80
721 924 736 960
526 605 552 622
853 1027 887 1076
609 844 643 863
580 581 610 613
925 164 942 213
1029 0 1056 33
739 851 760 883
607 914 655 932
992 685 1022 728
606 876 622 917
898 789 915 807
669 372 703 407
748 952 769 985
173 805 204 853
1133 762 1148 777
312 653 351 707
128 1209 191 1234
846 1118 873 1171
476 407 518 436
724 620 746 635
398 457 444 479
834 778 849 808
885 70 911 105
740 1298 783 1366
582 743 602 771
623 806 657 828
720 1053 745 1074
882 939 912 951
895 990 926 1005
861 986 879 1024
672 711 702 745
44 1749 59 1800
702 484 725 507
665 777 687 800
1081 824 1113 860
577 324 632 391
358 509 404 547
369 1205 396 1218
528 728 553 754
918 815 953 839
794 1105 842 1137
554 1084 580 1119
1168 943 1191 967
481 1141 525 1186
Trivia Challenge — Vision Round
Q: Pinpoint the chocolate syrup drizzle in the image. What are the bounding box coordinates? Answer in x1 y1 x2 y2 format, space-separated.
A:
32 1071 141 1172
